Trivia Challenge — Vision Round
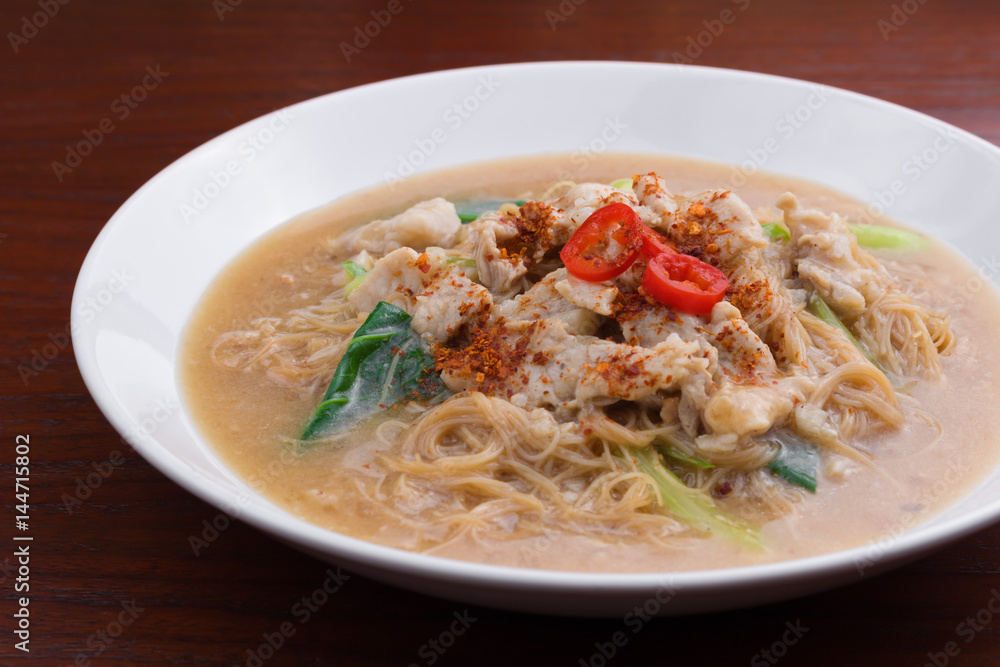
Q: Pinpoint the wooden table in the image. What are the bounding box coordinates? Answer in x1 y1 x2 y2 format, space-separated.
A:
3 0 999 664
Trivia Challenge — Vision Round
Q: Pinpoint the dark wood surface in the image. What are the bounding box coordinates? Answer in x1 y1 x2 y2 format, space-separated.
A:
3 0 1000 664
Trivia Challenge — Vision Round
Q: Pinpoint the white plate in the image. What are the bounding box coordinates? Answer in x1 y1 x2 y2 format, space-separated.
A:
73 62 1000 616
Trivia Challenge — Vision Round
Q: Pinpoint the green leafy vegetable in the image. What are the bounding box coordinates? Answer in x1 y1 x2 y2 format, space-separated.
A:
660 447 715 469
445 256 476 268
848 223 925 252
610 178 633 191
761 221 790 241
455 200 526 223
763 430 819 494
653 435 714 469
629 446 763 549
300 302 447 441
806 292 885 372
341 260 368 295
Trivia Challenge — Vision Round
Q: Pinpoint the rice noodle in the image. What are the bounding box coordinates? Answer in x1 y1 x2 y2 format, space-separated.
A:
206 178 957 550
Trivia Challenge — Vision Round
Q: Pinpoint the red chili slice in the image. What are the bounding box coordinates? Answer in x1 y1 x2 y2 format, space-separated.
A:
560 203 642 282
642 251 728 315
638 225 676 258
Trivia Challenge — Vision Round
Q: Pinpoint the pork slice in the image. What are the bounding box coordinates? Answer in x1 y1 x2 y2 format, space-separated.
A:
333 198 461 256
435 318 715 420
615 295 776 383
777 192 884 318
633 172 680 226
349 247 493 345
702 376 813 438
466 211 530 300
660 188 810 370
497 268 604 336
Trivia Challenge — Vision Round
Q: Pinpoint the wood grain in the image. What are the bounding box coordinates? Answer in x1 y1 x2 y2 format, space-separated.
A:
2 0 999 664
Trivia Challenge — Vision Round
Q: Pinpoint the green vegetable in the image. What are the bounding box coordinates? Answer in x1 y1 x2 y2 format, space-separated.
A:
629 446 763 549
848 223 925 252
610 178 633 191
654 436 714 469
341 261 368 295
661 448 714 469
761 222 790 241
455 200 527 223
806 292 884 372
300 302 447 441
445 256 476 268
764 430 819 494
